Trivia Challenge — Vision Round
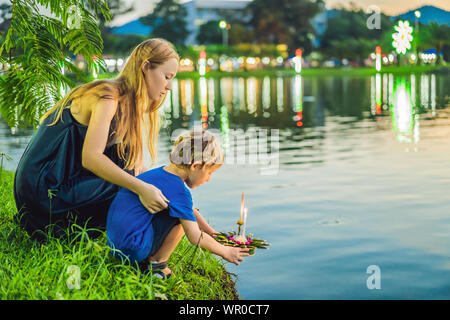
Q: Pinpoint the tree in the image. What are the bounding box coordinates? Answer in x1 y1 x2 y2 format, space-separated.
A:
320 7 394 60
196 20 222 45
228 22 254 45
0 0 112 128
139 0 187 46
245 0 322 54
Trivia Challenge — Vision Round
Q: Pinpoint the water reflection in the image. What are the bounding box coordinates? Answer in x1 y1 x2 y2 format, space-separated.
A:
156 73 447 169
0 73 448 172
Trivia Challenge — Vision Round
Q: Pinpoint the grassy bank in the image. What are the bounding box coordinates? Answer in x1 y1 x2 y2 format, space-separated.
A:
89 65 449 81
0 170 239 300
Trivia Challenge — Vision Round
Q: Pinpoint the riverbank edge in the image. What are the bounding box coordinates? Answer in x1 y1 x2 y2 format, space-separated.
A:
90 65 449 81
0 170 240 300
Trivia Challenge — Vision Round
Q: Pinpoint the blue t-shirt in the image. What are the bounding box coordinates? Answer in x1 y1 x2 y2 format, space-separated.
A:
106 166 196 263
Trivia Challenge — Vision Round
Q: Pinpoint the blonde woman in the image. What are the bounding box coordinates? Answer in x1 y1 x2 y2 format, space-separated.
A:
107 129 250 279
13 39 178 242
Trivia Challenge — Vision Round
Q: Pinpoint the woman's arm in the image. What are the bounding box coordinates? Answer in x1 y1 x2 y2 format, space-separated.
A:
180 219 249 266
81 98 168 213
193 208 217 236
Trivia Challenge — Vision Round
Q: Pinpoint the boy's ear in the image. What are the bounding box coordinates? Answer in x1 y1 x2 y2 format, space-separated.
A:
190 163 202 171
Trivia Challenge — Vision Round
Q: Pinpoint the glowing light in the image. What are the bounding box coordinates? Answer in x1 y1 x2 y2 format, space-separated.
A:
294 48 303 73
277 77 284 112
293 75 303 127
392 20 413 55
375 46 382 72
199 77 208 127
198 50 206 76
181 58 192 66
220 105 230 154
246 57 256 65
261 57 270 65
219 20 227 29
392 80 414 143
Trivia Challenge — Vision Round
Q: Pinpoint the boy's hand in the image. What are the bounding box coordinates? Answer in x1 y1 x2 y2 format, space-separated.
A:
223 246 250 266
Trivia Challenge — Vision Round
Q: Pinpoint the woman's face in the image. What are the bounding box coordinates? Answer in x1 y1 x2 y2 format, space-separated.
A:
141 57 179 102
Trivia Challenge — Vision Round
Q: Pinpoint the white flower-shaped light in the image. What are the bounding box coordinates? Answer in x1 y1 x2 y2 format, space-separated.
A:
392 20 413 55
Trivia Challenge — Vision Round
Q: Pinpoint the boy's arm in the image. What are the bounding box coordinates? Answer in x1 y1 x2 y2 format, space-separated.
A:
180 219 249 265
193 208 217 236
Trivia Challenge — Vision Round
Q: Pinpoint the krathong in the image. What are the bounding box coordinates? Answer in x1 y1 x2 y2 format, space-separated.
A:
214 193 270 255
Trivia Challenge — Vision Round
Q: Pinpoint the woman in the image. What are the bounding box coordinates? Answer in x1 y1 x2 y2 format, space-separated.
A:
13 38 179 242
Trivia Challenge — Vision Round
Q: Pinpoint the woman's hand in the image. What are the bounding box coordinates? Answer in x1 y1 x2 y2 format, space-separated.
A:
137 183 169 214
223 246 250 266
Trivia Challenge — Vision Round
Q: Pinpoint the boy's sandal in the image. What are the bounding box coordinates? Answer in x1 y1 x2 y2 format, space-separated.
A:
147 261 173 279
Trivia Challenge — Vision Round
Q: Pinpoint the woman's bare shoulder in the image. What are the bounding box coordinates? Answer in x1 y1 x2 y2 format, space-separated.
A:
71 81 120 126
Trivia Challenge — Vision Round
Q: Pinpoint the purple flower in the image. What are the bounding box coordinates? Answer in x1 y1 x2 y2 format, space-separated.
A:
236 241 241 244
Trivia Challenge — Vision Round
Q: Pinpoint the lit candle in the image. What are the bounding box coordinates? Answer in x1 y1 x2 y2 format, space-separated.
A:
239 192 245 222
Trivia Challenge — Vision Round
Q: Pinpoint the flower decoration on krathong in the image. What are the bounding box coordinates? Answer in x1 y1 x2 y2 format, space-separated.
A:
214 231 270 256
392 20 413 55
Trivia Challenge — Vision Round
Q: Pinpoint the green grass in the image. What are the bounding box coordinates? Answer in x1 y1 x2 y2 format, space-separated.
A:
0 170 239 300
89 65 449 82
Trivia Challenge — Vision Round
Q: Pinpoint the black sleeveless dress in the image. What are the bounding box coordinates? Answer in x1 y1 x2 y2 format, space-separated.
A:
13 106 134 241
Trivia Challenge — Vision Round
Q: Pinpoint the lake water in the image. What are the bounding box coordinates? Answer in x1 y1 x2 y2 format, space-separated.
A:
1 71 449 299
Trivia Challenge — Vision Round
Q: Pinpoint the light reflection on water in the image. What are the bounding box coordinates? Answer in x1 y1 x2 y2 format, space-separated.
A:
1 72 449 299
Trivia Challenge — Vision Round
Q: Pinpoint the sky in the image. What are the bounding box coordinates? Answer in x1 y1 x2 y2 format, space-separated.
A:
0 0 448 26
108 0 450 26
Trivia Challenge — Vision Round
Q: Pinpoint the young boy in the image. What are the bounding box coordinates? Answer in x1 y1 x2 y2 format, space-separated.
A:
107 129 249 278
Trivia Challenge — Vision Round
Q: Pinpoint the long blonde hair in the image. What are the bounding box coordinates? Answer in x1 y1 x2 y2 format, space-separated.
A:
40 38 179 171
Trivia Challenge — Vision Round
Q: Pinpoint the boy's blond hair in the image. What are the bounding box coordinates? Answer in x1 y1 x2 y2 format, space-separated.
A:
170 129 224 168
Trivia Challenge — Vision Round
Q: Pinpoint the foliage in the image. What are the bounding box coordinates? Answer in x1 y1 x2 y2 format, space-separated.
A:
245 0 322 54
139 0 188 46
196 20 222 45
0 0 113 129
102 33 147 56
320 7 394 60
418 22 450 64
